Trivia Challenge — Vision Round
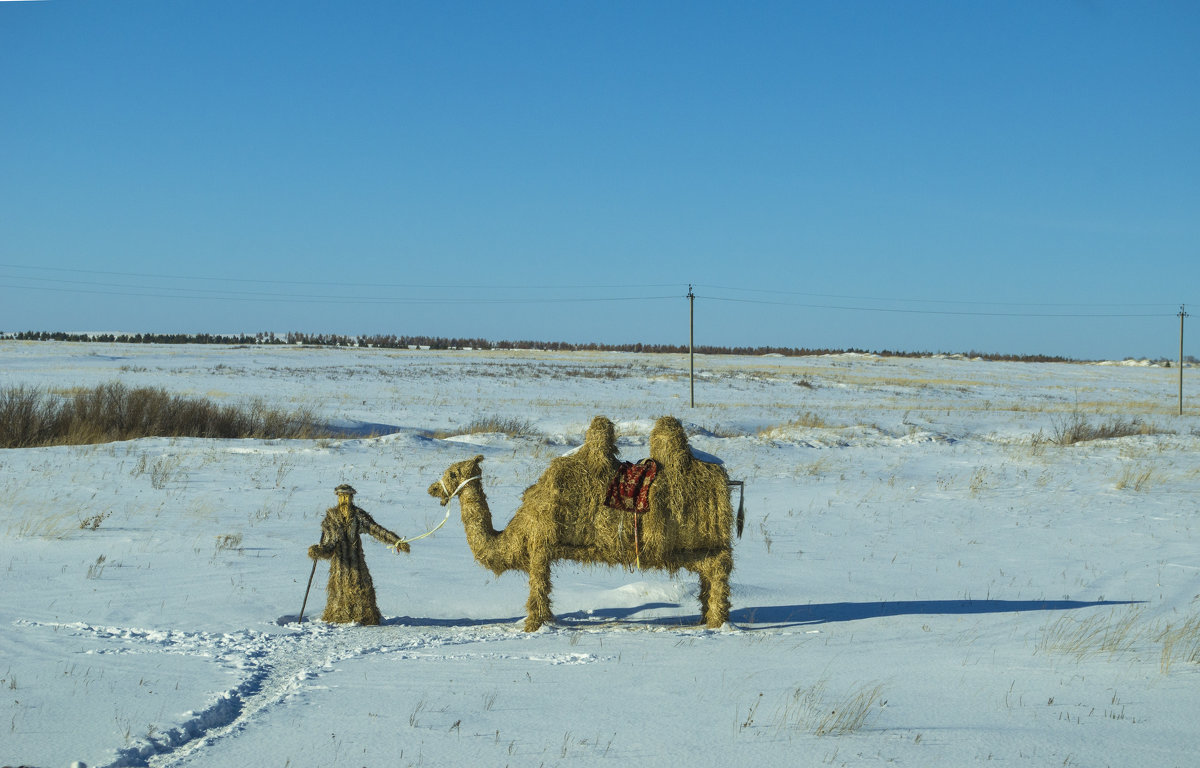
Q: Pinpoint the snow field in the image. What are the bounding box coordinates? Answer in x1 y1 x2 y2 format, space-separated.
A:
2 342 1199 767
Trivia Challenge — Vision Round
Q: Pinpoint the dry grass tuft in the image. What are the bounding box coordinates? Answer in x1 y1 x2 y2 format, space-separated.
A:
1036 607 1146 660
769 679 886 736
79 511 112 531
758 411 835 437
814 683 887 736
214 532 244 554
1114 463 1156 491
431 417 541 440
6 508 79 539
1047 410 1168 446
1157 614 1200 674
86 554 108 579
1038 606 1200 675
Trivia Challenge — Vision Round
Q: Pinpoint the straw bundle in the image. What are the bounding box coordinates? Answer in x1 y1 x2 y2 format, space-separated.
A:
308 496 407 625
429 415 737 630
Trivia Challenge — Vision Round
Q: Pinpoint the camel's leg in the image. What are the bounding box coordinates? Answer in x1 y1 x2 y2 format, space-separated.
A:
524 549 553 632
699 549 732 628
697 573 711 625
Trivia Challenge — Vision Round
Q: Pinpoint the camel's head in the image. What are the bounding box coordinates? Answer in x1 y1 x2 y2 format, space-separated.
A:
428 454 484 506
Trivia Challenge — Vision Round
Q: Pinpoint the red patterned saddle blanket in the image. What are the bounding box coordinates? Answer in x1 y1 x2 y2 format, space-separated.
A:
604 459 658 513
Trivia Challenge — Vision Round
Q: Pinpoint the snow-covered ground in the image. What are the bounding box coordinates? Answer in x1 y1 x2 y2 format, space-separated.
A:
3 341 1199 768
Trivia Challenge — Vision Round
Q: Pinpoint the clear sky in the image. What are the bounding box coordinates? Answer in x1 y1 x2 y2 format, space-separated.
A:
2 1 1197 359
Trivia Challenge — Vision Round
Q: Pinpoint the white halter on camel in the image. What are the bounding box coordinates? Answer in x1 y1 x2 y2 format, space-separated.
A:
396 474 481 545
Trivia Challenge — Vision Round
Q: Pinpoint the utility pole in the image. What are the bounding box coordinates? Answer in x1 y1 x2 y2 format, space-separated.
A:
1180 304 1188 416
688 284 695 408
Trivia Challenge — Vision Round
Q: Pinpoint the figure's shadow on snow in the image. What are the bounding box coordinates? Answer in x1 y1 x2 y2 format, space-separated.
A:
385 615 528 628
275 614 529 628
382 605 684 629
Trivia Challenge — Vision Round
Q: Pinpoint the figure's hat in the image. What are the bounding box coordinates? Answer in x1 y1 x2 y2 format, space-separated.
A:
335 483 357 495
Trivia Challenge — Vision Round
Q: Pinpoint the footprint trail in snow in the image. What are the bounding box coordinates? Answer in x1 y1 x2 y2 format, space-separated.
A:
17 619 607 768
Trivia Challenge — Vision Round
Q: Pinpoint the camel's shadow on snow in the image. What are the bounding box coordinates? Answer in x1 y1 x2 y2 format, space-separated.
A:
380 598 1142 631
725 598 1143 630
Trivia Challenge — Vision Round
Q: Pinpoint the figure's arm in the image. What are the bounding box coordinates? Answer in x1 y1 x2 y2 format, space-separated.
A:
357 507 410 554
308 515 336 559
308 543 334 560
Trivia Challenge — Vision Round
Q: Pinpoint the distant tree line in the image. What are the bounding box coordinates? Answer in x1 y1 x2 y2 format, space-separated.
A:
8 331 273 345
2 329 1085 362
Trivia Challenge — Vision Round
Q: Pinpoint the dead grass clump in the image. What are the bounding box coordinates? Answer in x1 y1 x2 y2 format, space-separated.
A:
6 508 79 539
0 383 332 447
431 417 541 440
79 511 112 531
757 412 834 438
1049 410 1167 446
769 679 886 736
790 411 833 429
1157 614 1200 674
1114 464 1156 491
814 683 886 736
1038 606 1200 676
1035 607 1146 660
86 554 108 579
214 532 244 554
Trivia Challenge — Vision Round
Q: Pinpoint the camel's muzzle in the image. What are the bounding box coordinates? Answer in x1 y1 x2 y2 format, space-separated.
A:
427 481 450 506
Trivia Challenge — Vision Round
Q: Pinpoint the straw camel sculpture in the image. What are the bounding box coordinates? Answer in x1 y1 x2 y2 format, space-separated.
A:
428 415 738 631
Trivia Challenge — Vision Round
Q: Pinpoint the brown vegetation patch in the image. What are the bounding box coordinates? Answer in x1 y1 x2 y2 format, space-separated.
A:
1043 410 1170 446
0 382 333 448
429 417 542 440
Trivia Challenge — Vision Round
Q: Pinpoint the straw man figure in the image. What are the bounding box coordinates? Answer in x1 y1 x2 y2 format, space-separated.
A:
307 484 409 625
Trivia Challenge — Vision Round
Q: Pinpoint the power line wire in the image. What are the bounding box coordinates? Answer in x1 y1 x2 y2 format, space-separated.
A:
697 294 1174 318
692 283 1171 309
1 262 1183 318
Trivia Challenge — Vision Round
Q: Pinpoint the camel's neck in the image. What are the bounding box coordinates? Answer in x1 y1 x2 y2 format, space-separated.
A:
455 483 510 573
456 483 497 535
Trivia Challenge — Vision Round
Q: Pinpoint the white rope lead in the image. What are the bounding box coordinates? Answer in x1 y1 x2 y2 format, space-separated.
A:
397 475 481 545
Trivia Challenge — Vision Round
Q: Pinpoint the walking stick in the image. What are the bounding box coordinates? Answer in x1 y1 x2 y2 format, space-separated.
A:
298 557 318 624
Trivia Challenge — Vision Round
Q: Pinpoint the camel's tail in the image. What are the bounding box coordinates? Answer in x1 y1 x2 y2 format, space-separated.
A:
728 480 745 538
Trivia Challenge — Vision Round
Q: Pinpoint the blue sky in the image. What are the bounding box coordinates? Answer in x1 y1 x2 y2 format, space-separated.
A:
2 1 1197 359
